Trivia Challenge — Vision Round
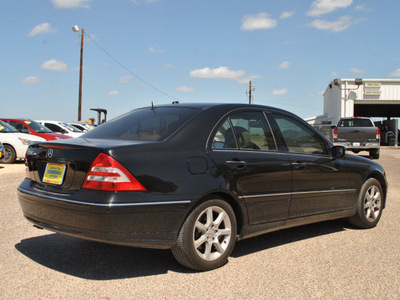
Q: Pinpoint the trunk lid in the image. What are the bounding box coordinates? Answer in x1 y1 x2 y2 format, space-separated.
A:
26 138 152 191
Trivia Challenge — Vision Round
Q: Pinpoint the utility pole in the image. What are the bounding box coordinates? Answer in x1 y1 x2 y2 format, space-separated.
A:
73 25 84 121
78 28 84 121
248 80 255 104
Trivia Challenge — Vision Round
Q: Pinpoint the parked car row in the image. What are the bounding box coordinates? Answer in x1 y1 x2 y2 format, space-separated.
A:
0 118 94 164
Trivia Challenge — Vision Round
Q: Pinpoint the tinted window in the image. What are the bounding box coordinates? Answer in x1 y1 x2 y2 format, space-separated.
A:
6 121 26 132
338 119 374 127
44 123 62 132
212 120 236 149
212 111 277 151
83 107 201 141
272 114 327 155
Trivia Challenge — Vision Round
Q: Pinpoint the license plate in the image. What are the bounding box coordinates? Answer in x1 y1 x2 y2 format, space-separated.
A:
43 163 66 185
352 142 360 147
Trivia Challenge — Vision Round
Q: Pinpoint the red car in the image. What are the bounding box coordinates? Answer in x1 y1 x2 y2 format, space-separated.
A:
0 119 72 141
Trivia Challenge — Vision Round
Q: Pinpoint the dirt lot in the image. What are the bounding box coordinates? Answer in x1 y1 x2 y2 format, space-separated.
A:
1 149 400 299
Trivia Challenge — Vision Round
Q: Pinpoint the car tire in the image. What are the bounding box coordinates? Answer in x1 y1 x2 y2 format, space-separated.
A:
348 178 383 229
369 149 380 159
171 198 237 271
2 145 16 164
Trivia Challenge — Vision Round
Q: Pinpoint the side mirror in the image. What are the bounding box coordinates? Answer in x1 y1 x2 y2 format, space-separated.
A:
331 145 346 159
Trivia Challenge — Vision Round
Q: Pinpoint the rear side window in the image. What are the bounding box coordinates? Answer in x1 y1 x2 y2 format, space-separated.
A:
339 119 374 127
83 107 201 141
212 111 277 151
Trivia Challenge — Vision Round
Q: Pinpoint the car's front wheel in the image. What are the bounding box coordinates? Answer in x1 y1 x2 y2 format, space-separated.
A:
2 145 16 164
348 178 383 228
172 198 237 271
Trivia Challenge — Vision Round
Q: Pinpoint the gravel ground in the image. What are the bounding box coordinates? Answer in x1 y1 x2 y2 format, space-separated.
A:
1 149 399 299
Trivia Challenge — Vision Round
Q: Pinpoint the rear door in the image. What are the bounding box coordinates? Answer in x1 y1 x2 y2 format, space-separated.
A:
207 110 292 225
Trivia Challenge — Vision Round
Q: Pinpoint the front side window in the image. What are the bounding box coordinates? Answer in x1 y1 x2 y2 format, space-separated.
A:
212 111 277 151
272 114 327 155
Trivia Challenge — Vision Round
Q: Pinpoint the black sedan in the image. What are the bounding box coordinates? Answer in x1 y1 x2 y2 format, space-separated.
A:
18 103 388 271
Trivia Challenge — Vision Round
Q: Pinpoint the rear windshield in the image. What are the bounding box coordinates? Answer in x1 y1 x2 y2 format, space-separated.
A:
82 107 201 141
338 119 374 127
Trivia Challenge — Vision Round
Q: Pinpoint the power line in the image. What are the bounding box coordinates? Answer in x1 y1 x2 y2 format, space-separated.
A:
84 32 180 102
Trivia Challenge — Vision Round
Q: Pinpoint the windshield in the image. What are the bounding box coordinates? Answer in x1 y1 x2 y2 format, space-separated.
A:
24 120 53 133
0 120 18 133
60 123 82 132
83 107 201 141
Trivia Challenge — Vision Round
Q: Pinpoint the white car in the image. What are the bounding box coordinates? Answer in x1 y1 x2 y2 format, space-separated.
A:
36 120 84 138
0 120 46 164
69 122 96 132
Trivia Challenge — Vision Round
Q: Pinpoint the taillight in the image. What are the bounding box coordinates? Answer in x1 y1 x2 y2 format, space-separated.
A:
333 128 338 140
376 129 380 139
82 153 146 191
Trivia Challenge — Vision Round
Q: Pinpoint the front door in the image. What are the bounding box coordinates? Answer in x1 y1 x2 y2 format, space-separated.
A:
269 113 349 218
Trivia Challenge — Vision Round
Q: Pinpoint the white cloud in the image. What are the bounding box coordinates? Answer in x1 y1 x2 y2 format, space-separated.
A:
278 61 291 69
28 23 57 37
132 0 159 4
164 63 174 69
41 59 67 71
272 88 288 95
331 71 339 77
354 4 369 11
190 66 245 80
390 68 400 77
280 11 295 19
310 16 354 32
21 76 42 84
107 90 119 96
190 66 259 83
176 85 195 93
149 45 164 53
350 67 364 74
241 12 277 31
52 0 91 8
307 0 353 17
119 75 134 84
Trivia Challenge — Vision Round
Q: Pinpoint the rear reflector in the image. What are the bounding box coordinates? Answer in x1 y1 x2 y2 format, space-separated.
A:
25 153 30 179
82 153 146 191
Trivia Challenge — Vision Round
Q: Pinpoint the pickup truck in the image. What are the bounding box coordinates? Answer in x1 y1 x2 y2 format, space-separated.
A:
333 117 380 159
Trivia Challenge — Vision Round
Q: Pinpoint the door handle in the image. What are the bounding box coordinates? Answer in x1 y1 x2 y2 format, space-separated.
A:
291 162 307 170
225 160 247 169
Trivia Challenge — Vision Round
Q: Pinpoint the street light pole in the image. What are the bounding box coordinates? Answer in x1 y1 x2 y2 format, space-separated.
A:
73 25 84 121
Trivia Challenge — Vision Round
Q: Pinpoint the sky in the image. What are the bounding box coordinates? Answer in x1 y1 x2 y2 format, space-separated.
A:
1 0 400 123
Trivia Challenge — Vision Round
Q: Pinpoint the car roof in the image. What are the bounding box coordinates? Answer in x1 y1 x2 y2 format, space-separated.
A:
139 102 289 114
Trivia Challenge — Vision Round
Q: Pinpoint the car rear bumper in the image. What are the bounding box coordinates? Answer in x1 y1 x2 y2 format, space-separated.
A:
334 142 380 151
17 180 192 249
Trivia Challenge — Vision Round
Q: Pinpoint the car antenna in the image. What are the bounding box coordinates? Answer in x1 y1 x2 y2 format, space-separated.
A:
151 101 156 113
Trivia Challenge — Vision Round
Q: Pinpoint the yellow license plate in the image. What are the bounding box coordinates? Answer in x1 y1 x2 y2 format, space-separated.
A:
43 163 66 185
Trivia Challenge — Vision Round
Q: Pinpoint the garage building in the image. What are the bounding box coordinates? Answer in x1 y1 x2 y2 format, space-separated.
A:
306 78 400 145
